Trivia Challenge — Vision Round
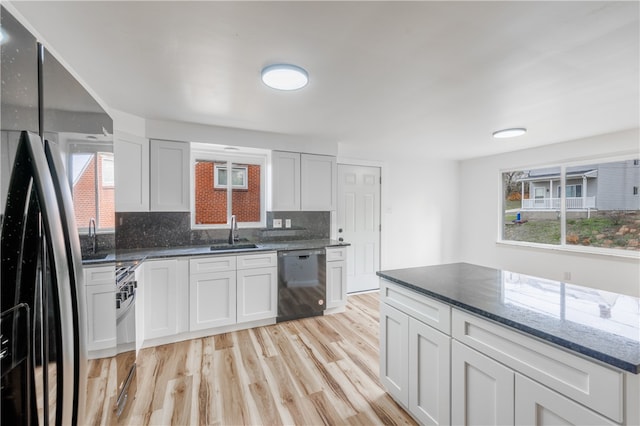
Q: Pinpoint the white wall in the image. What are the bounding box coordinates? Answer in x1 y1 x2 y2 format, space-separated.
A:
458 128 640 296
381 157 460 270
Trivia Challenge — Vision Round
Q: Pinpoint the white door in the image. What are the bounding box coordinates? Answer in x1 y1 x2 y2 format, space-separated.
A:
337 164 381 293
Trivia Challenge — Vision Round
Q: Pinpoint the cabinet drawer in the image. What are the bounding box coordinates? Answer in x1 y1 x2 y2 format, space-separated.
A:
237 252 277 270
452 308 624 422
190 256 236 274
381 280 451 335
84 265 115 286
326 247 346 262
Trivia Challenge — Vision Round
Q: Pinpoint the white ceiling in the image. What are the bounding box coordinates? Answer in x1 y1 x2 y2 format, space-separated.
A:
9 1 640 160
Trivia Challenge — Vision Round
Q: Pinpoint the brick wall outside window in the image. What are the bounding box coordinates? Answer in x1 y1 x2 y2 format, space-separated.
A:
195 161 261 224
72 153 115 229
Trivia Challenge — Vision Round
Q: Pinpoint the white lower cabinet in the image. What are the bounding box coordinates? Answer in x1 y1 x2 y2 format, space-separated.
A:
409 317 450 426
451 340 514 426
143 258 188 340
515 374 616 426
380 299 451 425
84 265 116 354
325 247 347 310
189 252 277 331
380 302 409 406
190 270 236 330
237 266 277 323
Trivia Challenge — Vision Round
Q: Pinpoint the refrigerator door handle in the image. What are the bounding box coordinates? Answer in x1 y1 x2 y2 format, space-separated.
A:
11 132 79 426
44 139 87 425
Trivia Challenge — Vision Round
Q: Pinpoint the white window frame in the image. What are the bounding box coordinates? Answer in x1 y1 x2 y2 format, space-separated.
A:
101 154 115 187
558 184 582 199
499 153 640 259
191 143 267 229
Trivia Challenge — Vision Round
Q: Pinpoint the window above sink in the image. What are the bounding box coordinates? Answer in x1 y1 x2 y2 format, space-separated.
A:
191 143 267 230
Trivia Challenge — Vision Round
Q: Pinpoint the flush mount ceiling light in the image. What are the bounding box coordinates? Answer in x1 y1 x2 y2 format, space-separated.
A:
261 64 308 91
493 128 527 138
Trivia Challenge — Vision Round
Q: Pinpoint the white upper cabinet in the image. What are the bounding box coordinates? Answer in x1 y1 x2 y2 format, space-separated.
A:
150 139 189 211
301 153 336 211
271 151 336 211
114 131 149 211
271 151 301 211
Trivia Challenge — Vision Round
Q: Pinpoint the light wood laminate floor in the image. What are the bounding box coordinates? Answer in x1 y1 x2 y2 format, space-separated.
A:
86 292 416 425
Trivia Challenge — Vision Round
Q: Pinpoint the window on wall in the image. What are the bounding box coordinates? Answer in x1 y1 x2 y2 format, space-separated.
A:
501 157 640 254
214 164 247 189
68 148 115 231
191 144 266 228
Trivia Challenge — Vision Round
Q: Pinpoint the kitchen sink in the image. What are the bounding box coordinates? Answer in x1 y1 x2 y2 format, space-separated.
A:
210 243 260 251
82 252 111 260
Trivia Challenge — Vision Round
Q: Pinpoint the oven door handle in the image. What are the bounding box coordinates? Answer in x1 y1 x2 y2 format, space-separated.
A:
116 292 136 324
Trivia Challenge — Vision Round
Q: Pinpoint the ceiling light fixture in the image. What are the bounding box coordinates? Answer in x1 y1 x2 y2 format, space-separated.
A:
261 64 308 91
493 128 527 138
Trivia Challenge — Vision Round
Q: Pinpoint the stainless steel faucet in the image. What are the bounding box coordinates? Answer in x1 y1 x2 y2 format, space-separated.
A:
88 217 97 254
228 215 238 244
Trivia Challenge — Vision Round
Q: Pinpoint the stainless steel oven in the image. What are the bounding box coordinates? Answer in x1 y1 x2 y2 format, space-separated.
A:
115 261 138 417
277 249 326 322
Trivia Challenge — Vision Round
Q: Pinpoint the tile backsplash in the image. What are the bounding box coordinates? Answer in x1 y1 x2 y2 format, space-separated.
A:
116 211 330 250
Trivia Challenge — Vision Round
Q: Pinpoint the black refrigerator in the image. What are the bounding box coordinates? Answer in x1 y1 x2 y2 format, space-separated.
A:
1 6 113 425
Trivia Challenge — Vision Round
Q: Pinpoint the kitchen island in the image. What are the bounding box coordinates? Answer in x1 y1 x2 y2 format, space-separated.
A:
377 262 639 425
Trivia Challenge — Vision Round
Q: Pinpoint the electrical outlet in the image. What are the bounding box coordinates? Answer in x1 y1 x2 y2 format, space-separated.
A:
273 219 282 228
285 219 292 228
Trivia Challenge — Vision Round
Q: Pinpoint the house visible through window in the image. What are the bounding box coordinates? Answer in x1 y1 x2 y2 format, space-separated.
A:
502 158 640 253
191 144 266 228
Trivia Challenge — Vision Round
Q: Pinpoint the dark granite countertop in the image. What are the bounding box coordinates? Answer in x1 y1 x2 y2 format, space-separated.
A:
377 262 640 374
81 253 116 266
112 239 348 264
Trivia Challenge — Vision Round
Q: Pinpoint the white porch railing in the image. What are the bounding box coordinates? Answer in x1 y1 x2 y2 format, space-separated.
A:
521 197 596 210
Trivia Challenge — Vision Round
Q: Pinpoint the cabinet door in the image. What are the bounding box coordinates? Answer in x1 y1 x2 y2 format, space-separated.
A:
144 260 178 339
150 139 189 211
85 283 116 351
236 267 277 323
451 340 514 426
515 374 616 426
301 154 336 211
409 318 450 426
114 131 149 211
380 303 409 407
326 260 346 309
271 151 300 211
190 270 236 330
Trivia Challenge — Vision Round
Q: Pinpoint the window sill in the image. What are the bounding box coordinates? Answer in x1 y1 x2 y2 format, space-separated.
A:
496 239 640 260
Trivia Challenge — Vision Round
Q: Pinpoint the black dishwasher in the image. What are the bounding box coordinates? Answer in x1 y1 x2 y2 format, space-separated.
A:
277 249 326 322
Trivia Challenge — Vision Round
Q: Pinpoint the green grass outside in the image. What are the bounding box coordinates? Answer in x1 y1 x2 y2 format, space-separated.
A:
504 200 521 211
503 211 639 249
504 219 561 244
